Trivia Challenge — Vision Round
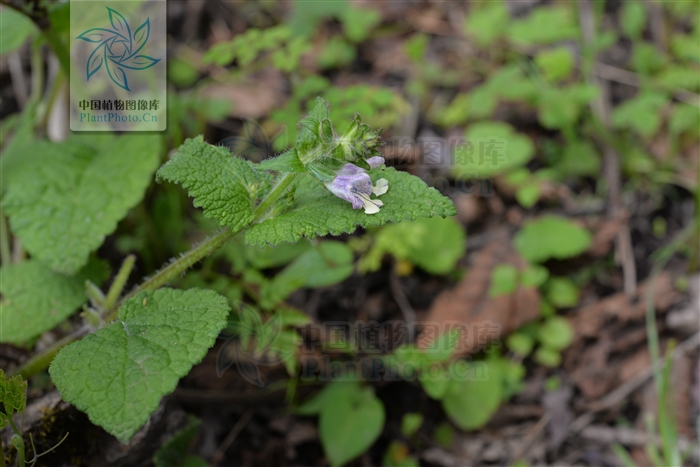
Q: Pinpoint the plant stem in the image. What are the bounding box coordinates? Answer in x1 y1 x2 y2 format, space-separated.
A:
645 221 696 392
9 326 91 379
0 209 11 266
104 227 237 322
8 417 25 467
39 71 64 132
254 173 296 219
30 38 44 107
42 28 70 78
16 171 299 374
118 172 297 308
103 255 136 312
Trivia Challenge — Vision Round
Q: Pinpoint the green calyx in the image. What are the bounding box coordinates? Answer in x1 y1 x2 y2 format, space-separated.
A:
296 98 384 181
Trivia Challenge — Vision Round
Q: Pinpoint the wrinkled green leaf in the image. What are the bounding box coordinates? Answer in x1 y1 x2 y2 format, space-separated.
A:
3 135 161 274
245 168 455 247
0 369 27 418
156 136 264 232
50 288 230 442
0 258 106 344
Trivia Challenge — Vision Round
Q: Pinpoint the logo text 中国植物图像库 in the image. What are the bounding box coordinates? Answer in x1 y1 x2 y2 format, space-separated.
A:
78 99 160 111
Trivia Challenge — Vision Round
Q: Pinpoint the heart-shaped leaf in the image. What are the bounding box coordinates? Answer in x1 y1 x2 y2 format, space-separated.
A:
318 383 385 467
441 360 502 430
49 288 230 442
0 258 106 344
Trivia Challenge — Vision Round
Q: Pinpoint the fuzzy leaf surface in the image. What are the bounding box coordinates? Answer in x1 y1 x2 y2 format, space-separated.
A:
0 369 27 420
245 168 456 247
49 288 230 443
0 259 106 344
156 136 262 232
2 135 160 274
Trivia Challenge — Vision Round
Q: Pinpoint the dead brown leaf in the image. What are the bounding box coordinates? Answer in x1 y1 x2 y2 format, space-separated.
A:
420 229 541 354
569 272 680 339
566 273 681 399
586 216 627 257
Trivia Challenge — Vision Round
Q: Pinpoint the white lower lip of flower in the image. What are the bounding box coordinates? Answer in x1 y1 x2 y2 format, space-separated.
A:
372 178 389 196
356 192 383 214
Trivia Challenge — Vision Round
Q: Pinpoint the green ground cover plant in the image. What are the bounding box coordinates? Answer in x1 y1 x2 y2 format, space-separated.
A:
1 0 697 465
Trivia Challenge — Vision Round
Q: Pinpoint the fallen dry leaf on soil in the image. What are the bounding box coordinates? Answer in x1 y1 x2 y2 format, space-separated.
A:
566 272 681 398
420 229 540 354
570 272 679 338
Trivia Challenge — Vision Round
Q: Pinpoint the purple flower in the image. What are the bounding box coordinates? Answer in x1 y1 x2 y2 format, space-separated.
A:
324 157 389 214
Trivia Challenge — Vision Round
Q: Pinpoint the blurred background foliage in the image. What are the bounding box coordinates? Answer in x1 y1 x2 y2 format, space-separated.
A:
0 0 698 465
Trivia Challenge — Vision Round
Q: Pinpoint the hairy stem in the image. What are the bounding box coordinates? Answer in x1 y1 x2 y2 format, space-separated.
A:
43 28 70 77
15 170 300 376
9 326 91 379
254 173 296 219
104 227 237 322
8 417 25 467
105 173 296 320
0 209 11 266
